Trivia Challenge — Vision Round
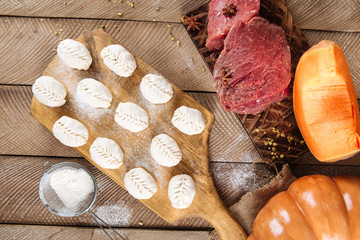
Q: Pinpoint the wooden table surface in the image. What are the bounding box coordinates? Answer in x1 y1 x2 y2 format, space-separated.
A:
0 0 359 239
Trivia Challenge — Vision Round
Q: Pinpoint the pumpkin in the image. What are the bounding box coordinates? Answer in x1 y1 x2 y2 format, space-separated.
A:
293 40 360 162
248 175 360 240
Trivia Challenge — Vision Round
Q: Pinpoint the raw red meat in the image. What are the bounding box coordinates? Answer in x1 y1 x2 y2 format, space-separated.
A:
206 0 260 51
213 17 291 115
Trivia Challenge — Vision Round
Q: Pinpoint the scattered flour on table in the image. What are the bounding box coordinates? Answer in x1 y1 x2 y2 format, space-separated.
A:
95 200 133 226
50 168 94 208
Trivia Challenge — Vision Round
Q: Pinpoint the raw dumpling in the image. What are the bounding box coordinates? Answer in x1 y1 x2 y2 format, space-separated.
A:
57 39 92 70
32 76 67 107
168 174 196 209
150 134 182 167
171 106 206 135
53 116 89 147
77 78 112 108
115 102 149 133
124 168 158 199
100 44 136 77
90 137 124 169
140 74 173 104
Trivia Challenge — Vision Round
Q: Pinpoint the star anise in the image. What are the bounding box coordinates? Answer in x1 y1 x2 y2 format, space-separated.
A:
222 4 237 17
181 14 201 31
222 69 232 86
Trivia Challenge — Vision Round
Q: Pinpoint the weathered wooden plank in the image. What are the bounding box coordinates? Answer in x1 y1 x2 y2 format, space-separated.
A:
1 0 358 32
291 164 360 178
0 17 214 91
0 156 272 228
0 85 260 163
303 30 360 96
0 0 209 23
0 224 210 240
285 0 360 31
293 151 360 166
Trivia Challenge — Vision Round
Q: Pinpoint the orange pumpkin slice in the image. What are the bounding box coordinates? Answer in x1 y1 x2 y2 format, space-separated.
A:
294 40 360 162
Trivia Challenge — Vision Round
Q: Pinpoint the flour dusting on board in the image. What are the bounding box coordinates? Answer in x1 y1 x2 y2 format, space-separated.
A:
95 200 133 226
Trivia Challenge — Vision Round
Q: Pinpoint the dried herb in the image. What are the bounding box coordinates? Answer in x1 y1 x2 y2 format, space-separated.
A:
222 69 232 85
222 3 237 17
181 14 201 31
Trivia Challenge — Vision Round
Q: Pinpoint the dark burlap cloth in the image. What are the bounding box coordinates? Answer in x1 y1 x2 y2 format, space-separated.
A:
209 164 297 239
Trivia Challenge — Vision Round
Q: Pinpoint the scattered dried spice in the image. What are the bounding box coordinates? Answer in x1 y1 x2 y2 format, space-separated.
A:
222 3 237 17
113 0 117 3
210 51 219 62
53 48 56 52
300 140 305 144
40 19 44 22
255 128 259 132
176 40 180 46
152 19 156 22
129 2 134 8
64 1 67 5
54 31 59 36
201 67 206 72
139 221 143 225
170 36 175 41
101 24 105 29
190 57 194 63
222 69 232 85
155 7 159 11
167 24 172 28
280 154 284 158
181 14 201 31
4 20 8 23
117 12 123 16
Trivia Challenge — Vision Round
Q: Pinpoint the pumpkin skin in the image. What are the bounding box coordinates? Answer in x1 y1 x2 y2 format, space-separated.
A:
248 175 360 240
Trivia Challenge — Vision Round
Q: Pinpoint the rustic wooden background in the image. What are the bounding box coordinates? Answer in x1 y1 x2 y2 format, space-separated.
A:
0 0 359 239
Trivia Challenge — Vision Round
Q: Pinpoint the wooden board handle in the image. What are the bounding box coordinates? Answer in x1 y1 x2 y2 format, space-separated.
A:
205 208 247 240
199 193 248 240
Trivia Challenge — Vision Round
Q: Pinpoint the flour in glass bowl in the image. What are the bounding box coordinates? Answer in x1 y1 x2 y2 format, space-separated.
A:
50 168 95 208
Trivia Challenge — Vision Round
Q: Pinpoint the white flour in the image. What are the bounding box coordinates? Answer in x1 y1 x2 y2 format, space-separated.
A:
95 200 133 226
50 168 95 208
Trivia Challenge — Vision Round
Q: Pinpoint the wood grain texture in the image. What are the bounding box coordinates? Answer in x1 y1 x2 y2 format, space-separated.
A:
285 0 360 31
0 224 210 240
0 85 260 163
303 30 360 97
0 156 272 229
30 29 247 240
0 0 209 22
0 16 214 91
291 164 360 178
294 151 360 166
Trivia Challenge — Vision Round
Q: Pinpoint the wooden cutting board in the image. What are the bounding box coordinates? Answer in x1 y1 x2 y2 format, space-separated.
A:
181 0 310 167
30 29 247 240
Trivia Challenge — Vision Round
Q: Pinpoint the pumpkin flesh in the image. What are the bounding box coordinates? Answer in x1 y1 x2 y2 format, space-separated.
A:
293 40 360 162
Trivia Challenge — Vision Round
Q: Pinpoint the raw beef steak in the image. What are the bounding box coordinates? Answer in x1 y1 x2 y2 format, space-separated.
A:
206 0 260 51
213 17 291 114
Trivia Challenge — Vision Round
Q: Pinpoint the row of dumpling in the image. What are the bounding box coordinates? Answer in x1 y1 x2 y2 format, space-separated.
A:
32 38 204 209
51 116 194 209
33 39 206 135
